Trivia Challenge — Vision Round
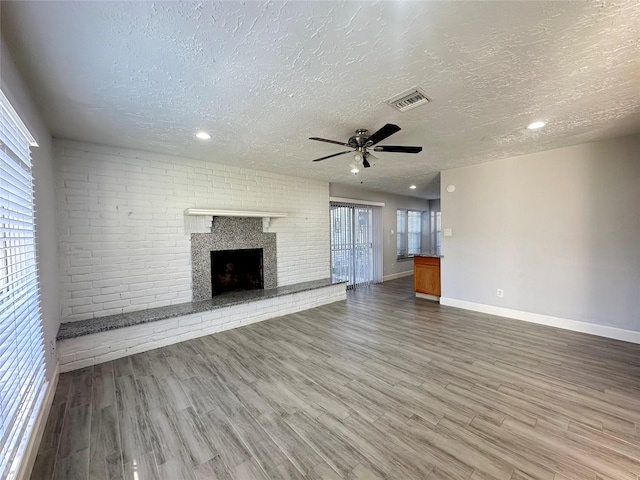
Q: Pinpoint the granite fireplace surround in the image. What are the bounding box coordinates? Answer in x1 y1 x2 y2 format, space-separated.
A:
191 217 277 300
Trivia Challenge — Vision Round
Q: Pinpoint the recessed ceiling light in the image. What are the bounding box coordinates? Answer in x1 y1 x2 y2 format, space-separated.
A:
527 121 546 130
195 131 211 140
410 185 417 189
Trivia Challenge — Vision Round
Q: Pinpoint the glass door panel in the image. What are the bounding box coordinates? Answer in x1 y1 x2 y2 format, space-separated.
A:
330 204 374 288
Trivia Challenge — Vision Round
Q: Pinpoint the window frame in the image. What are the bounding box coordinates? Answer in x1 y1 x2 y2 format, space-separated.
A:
430 210 442 257
396 208 429 259
0 89 45 480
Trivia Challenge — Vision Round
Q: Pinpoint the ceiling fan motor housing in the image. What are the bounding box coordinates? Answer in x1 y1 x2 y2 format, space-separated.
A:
349 129 370 148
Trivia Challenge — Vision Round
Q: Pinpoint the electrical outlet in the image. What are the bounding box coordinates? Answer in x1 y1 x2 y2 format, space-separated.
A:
496 289 504 298
50 340 56 358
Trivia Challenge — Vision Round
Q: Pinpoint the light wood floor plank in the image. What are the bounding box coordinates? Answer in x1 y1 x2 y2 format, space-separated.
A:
32 277 640 479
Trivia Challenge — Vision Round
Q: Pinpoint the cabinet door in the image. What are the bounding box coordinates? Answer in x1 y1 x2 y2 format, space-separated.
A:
414 263 441 296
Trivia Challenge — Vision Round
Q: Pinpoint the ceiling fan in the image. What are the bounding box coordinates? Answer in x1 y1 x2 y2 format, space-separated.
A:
309 123 422 168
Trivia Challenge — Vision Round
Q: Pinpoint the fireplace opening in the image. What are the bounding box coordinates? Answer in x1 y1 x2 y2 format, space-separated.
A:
211 248 264 297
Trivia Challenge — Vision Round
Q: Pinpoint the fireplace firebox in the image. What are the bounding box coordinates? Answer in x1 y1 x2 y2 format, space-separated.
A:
211 248 264 296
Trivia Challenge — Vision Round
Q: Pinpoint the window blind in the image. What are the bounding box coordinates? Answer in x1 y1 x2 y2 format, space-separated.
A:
430 210 442 256
397 209 431 258
396 210 407 258
330 201 382 289
407 210 422 256
0 90 45 480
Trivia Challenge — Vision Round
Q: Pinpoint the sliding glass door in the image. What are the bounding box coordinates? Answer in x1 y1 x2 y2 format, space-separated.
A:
330 202 382 288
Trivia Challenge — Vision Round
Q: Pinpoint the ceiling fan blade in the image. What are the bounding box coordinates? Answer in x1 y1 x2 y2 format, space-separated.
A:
312 150 353 162
373 145 422 154
362 151 376 168
366 123 401 146
309 137 350 146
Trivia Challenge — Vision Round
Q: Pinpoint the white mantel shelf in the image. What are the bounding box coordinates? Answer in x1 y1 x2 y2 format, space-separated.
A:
185 209 287 231
185 209 288 218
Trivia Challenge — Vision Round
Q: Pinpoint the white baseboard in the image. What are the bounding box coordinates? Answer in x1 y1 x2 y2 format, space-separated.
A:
416 292 440 302
383 271 413 282
439 297 640 345
17 363 60 480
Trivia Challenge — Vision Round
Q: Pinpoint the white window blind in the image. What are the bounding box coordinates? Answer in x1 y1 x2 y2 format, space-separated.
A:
407 210 422 256
0 90 45 480
396 210 407 258
397 209 430 258
430 210 442 256
330 201 382 288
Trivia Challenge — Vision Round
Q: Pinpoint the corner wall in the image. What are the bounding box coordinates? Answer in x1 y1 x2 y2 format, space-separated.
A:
55 140 331 323
440 134 640 336
329 183 431 279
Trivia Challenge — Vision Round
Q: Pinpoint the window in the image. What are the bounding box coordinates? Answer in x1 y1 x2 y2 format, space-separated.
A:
397 209 429 258
0 90 45 479
430 210 442 257
396 210 407 258
331 202 383 288
407 210 422 256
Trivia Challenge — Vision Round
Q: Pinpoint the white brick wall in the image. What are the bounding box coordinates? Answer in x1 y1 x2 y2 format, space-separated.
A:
57 283 346 372
55 139 331 322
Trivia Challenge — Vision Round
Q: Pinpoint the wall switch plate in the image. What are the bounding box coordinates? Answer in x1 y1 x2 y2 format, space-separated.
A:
497 289 504 297
444 228 453 237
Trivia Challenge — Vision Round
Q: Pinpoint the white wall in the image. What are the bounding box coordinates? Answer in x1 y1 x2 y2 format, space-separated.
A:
441 134 640 334
1 36 59 379
55 140 330 322
329 183 430 279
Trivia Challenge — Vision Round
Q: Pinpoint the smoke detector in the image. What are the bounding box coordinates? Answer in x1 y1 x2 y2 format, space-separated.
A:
385 87 430 112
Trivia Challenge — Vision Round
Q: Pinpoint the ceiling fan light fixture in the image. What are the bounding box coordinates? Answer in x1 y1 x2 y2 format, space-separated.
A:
527 121 546 130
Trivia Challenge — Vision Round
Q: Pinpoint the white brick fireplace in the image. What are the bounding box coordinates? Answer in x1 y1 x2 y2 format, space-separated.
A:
55 139 331 324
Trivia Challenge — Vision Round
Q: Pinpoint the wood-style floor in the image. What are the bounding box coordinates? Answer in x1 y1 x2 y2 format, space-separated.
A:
31 277 640 480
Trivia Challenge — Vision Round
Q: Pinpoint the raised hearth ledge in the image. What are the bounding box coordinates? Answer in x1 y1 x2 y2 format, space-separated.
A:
57 278 339 340
57 280 346 372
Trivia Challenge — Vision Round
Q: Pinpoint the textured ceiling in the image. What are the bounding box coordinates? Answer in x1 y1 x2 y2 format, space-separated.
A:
2 1 639 198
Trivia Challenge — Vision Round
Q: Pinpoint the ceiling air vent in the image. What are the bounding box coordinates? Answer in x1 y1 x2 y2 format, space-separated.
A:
385 87 430 112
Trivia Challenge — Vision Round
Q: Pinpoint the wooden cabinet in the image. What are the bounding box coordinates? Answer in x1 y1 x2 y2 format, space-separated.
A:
414 256 441 297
